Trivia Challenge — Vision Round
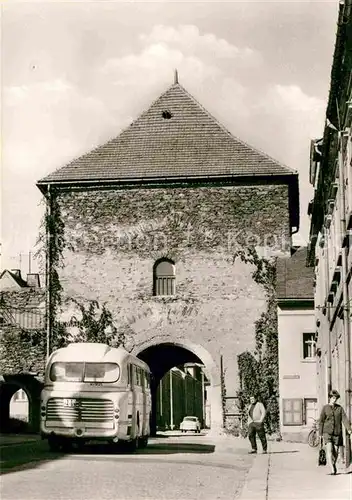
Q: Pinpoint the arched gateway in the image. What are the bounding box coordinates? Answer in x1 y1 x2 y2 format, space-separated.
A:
34 78 299 434
134 340 222 434
0 375 43 432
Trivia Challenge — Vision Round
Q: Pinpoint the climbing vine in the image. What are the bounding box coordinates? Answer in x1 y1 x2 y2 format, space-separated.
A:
0 291 46 375
0 326 46 375
220 356 227 429
34 191 125 354
234 247 280 436
36 190 67 354
63 299 126 348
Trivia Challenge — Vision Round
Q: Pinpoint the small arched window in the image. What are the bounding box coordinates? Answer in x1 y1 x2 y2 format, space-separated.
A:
153 259 175 296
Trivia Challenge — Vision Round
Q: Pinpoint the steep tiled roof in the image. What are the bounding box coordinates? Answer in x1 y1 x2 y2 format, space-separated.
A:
276 247 314 300
38 83 297 186
0 270 28 290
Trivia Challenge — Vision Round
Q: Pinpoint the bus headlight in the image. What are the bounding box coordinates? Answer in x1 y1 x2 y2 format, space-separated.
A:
114 408 120 420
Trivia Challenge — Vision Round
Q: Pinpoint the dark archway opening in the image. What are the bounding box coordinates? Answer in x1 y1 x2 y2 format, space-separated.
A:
0 375 43 433
138 343 206 436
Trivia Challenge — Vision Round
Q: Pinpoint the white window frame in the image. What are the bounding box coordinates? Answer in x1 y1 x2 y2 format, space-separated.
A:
302 332 316 361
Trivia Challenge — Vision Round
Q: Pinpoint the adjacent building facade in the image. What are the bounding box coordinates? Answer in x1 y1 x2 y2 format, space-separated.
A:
0 269 44 332
308 0 351 460
277 247 317 442
0 269 45 431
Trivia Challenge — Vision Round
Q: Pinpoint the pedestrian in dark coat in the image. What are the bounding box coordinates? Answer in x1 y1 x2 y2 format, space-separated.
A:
319 389 352 475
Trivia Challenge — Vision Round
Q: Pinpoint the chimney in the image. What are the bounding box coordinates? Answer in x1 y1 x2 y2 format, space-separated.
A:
27 273 40 288
11 269 22 279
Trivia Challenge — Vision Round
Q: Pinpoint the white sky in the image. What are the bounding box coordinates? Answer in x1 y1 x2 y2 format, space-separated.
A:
1 0 339 276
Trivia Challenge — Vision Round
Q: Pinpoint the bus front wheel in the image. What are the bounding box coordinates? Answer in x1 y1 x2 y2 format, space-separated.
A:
139 436 148 448
48 436 62 452
122 438 138 452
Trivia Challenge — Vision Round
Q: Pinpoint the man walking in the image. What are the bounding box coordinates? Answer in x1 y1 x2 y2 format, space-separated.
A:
319 389 352 475
247 395 267 454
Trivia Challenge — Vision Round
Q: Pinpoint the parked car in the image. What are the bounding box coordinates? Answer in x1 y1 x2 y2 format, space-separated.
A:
180 416 201 433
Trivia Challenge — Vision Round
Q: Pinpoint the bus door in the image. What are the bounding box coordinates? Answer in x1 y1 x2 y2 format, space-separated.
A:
133 366 142 438
141 370 147 435
127 364 137 439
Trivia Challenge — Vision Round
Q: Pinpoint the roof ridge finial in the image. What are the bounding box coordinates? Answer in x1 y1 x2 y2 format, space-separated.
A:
174 68 179 84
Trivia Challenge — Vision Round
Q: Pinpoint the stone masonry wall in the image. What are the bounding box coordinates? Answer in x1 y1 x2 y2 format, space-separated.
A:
56 183 291 427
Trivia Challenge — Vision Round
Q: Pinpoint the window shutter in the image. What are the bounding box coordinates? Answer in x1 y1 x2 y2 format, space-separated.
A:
283 398 303 425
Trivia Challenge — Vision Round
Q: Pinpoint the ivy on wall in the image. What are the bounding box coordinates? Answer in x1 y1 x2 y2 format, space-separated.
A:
35 190 66 353
234 247 280 436
0 191 126 377
0 291 46 375
64 299 126 348
0 326 46 375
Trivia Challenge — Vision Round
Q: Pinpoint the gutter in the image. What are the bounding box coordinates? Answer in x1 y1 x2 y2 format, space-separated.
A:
277 298 314 308
36 172 298 190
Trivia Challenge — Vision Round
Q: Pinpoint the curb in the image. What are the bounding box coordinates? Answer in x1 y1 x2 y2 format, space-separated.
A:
0 435 41 447
237 452 269 500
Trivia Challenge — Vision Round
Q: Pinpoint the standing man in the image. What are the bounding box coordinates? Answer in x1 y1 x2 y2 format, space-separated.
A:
319 389 352 475
247 395 267 454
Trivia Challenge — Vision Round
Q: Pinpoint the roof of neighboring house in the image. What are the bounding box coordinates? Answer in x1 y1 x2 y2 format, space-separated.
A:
276 247 315 300
37 82 298 185
0 270 28 290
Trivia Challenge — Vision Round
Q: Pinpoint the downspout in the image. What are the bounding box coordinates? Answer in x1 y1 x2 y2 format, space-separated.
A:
338 130 351 466
324 229 332 398
45 184 52 363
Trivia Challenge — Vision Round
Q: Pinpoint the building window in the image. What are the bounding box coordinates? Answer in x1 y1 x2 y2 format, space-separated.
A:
282 398 303 426
303 333 316 359
153 259 175 296
304 398 318 425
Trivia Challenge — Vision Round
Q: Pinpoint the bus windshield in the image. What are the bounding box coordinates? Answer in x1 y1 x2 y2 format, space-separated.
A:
49 362 120 383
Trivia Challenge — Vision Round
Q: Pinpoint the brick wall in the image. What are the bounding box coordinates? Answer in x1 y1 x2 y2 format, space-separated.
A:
56 182 291 429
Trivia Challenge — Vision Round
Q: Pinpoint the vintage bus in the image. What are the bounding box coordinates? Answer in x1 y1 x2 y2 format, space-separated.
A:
40 342 151 452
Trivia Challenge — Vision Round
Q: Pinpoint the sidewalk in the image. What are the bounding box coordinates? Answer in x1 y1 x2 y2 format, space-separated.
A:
239 439 352 500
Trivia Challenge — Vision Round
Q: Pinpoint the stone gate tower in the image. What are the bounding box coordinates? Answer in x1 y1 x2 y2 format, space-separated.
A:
37 80 299 434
